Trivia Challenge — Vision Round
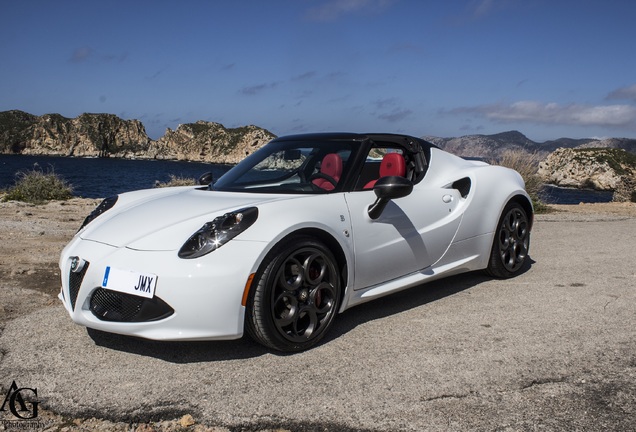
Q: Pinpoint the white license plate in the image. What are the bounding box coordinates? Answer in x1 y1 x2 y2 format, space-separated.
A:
102 266 158 299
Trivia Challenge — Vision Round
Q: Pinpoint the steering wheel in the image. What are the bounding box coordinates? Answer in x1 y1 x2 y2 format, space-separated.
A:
309 172 338 189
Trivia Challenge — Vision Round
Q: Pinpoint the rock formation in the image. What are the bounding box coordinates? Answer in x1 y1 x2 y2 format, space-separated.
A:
0 110 275 163
149 121 275 164
0 110 150 157
538 148 636 201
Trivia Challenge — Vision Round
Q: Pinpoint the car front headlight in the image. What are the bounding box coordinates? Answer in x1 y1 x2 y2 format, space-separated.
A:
78 195 119 231
178 207 259 259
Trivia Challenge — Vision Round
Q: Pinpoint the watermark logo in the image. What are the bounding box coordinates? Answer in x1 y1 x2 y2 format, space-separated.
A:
1 381 38 419
1 381 46 429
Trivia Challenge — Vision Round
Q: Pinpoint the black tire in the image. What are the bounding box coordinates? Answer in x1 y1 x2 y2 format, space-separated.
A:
485 201 530 278
245 236 341 352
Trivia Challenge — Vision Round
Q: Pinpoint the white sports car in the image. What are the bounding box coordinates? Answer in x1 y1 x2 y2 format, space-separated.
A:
59 133 532 351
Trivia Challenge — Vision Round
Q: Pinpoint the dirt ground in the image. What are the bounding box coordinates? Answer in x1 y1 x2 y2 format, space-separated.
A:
1 198 635 431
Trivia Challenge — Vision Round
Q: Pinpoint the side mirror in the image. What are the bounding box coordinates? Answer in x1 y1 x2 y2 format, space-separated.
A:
198 172 214 185
368 176 413 220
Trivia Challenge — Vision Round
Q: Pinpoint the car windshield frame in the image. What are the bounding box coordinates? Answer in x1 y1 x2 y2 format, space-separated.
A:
211 138 362 194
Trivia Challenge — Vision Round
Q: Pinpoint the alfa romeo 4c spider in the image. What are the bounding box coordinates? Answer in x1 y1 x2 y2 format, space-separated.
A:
59 133 533 351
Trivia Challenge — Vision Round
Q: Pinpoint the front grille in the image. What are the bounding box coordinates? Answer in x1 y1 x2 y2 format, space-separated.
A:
89 288 174 322
69 261 90 310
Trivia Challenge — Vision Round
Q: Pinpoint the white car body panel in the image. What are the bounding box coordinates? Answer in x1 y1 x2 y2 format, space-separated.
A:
343 186 462 290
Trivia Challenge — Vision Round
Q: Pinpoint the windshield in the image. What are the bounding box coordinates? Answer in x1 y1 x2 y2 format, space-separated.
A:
212 139 357 193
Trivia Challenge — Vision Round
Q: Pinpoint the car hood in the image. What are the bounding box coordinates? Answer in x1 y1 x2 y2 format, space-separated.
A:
80 188 286 250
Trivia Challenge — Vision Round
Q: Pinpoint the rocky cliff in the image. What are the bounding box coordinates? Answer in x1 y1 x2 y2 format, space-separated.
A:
0 110 150 157
538 148 636 202
149 121 275 164
0 110 275 163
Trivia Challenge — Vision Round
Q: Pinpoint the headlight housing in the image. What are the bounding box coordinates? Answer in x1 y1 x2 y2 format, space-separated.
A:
178 207 258 259
78 195 119 231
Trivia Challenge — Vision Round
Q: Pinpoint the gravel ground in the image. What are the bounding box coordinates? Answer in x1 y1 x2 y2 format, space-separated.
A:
1 199 635 431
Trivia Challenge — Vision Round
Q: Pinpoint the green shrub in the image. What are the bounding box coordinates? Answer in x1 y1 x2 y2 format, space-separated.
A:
2 165 73 203
154 174 196 188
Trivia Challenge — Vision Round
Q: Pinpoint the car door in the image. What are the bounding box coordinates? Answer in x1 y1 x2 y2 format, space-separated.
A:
344 183 463 290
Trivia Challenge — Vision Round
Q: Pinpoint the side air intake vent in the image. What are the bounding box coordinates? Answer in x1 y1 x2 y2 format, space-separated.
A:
452 178 471 198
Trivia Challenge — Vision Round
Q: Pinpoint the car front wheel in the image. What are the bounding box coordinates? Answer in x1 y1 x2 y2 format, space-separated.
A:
246 236 341 352
486 201 530 278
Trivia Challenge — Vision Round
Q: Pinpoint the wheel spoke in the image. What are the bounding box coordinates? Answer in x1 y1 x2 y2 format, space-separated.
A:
499 230 511 250
311 282 336 314
273 290 298 326
303 253 327 285
278 257 303 290
295 306 318 338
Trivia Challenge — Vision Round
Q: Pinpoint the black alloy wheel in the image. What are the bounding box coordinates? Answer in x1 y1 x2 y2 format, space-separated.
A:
246 236 341 352
486 201 530 278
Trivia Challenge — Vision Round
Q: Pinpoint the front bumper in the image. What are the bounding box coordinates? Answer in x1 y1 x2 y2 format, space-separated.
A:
59 236 265 341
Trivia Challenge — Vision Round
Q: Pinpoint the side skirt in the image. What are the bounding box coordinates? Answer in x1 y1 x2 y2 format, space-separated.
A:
340 233 492 312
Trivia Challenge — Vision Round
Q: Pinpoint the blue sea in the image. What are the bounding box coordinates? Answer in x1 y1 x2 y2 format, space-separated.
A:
0 154 232 199
0 154 613 204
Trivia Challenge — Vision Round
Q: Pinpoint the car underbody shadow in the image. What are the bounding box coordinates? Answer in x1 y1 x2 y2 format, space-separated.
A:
320 256 536 345
324 271 491 344
323 255 536 347
86 328 270 362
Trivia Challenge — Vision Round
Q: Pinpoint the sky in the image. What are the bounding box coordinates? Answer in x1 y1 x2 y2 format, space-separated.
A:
2 0 636 142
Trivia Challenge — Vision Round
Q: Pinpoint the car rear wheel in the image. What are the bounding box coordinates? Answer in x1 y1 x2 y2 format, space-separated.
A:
486 201 530 278
246 236 341 352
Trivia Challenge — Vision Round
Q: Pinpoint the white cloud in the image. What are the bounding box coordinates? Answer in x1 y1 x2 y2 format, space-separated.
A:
378 108 413 123
70 46 92 63
239 82 280 96
451 100 636 129
374 97 399 109
606 84 636 102
306 0 395 21
470 0 495 18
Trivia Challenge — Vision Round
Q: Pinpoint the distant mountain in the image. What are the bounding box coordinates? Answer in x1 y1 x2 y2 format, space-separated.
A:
539 137 597 152
423 130 636 160
575 137 636 154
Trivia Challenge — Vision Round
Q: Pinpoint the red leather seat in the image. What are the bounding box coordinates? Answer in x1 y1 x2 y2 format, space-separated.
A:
312 153 343 191
364 153 406 189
